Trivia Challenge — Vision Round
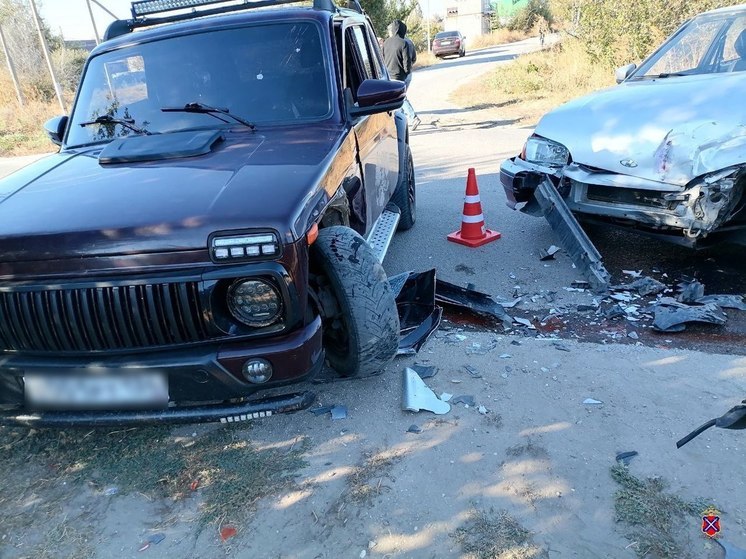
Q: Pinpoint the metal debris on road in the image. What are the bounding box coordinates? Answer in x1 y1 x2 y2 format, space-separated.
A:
615 451 638 465
463 365 482 378
539 245 560 260
407 424 422 434
583 398 603 405
611 276 666 296
676 280 706 303
412 364 438 379
696 294 746 310
451 395 476 406
331 405 347 420
652 303 727 332
402 368 451 415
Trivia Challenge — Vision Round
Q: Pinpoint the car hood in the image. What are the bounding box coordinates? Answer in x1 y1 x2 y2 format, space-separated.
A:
535 72 746 187
0 124 346 263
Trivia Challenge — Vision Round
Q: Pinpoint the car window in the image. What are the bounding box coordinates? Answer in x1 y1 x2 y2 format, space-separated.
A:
633 17 725 78
351 26 374 79
722 15 746 62
67 22 332 147
435 31 458 38
344 24 377 100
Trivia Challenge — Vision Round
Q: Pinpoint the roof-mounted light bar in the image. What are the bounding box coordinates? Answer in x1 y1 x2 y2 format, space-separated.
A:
131 0 234 18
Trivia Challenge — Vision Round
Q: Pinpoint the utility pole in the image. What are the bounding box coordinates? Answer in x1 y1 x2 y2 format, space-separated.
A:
0 25 24 106
86 0 101 44
29 0 66 113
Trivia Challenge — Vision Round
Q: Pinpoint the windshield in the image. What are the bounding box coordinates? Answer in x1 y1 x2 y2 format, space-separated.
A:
67 21 332 147
633 10 746 78
435 31 459 39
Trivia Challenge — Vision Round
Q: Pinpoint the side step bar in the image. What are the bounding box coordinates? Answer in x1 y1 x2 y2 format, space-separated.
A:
366 206 401 263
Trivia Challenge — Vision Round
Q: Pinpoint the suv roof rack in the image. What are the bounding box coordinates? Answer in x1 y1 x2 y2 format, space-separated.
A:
104 0 362 41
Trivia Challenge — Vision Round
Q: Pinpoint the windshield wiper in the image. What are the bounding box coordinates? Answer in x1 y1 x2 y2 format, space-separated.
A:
636 72 690 80
161 102 255 130
79 115 150 134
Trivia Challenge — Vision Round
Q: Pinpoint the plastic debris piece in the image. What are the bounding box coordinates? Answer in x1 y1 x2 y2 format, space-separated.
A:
500 298 522 308
610 293 632 302
463 365 482 378
627 331 639 340
478 405 488 415
552 341 571 352
513 317 533 328
539 245 560 260
604 304 626 319
147 533 166 545
696 294 746 311
412 364 437 379
402 368 451 414
440 392 453 402
104 486 119 496
407 424 422 434
220 525 238 542
652 303 726 332
390 270 442 355
622 270 642 278
309 405 334 416
189 480 199 491
583 398 603 405
435 279 512 327
499 353 512 359
571 280 591 289
677 280 705 303
615 451 638 465
510 340 521 346
330 405 347 420
611 276 666 296
451 395 476 406
138 543 150 552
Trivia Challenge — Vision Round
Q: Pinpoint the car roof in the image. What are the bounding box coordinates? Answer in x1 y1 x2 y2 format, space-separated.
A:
92 6 363 56
699 3 746 16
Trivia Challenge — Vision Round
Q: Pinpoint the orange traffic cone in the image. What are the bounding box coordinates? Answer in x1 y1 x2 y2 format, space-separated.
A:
447 168 501 247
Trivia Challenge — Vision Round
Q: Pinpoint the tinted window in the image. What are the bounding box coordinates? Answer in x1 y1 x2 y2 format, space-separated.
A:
435 31 459 38
68 22 332 147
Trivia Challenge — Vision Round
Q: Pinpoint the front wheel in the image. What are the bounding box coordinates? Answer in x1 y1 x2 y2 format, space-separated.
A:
310 227 400 377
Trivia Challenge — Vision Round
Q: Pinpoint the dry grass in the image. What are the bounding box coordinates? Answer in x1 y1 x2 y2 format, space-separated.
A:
611 463 711 559
0 77 64 157
468 29 531 50
453 508 548 559
413 50 439 69
449 38 615 125
345 448 402 504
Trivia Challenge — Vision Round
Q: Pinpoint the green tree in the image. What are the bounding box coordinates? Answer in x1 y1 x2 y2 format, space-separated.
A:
361 0 418 38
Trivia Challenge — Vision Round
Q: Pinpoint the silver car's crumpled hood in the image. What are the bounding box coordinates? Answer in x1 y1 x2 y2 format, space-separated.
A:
535 71 746 187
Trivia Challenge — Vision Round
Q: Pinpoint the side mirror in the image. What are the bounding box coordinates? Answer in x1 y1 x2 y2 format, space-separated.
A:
346 79 406 118
615 63 637 84
44 115 68 146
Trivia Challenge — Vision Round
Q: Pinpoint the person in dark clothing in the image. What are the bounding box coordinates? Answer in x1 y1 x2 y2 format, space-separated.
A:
382 20 411 82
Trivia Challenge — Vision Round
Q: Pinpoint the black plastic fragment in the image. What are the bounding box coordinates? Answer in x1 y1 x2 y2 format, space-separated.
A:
677 280 705 303
412 364 437 379
652 303 727 332
451 395 476 406
407 424 422 434
696 294 746 311
463 365 482 378
435 279 512 327
677 400 746 448
615 450 638 465
611 276 666 296
389 269 443 355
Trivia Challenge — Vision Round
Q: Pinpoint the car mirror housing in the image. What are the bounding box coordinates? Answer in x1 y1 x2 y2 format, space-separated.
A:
347 79 406 118
615 63 637 83
44 115 68 146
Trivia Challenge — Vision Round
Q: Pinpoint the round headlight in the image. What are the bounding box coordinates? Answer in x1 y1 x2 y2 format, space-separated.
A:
227 279 282 327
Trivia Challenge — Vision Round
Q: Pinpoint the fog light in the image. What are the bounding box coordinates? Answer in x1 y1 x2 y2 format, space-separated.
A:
242 358 273 384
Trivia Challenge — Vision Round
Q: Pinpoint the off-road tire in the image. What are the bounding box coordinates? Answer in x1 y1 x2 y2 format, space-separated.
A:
311 226 400 377
391 144 416 231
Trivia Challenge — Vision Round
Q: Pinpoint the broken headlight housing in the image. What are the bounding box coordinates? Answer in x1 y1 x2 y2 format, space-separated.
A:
522 136 570 167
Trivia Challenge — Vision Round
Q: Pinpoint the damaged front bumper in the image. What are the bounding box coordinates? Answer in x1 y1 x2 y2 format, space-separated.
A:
500 158 746 246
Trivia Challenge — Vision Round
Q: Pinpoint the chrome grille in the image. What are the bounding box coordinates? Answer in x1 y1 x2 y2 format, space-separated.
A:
0 282 209 352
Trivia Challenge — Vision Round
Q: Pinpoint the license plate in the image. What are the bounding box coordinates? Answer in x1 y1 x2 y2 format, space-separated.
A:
25 370 168 410
442 41 452 45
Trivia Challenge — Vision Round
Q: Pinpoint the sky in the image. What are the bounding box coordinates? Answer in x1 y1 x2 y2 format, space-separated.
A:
38 0 446 41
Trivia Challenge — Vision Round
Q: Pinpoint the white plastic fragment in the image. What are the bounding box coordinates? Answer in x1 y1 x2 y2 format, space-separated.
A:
583 398 603 405
440 392 453 402
402 368 450 414
478 405 488 415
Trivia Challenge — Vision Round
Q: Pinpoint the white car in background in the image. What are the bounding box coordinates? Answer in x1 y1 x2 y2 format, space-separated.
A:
500 4 746 247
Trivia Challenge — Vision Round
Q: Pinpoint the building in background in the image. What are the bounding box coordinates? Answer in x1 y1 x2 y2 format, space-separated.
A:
443 0 490 37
